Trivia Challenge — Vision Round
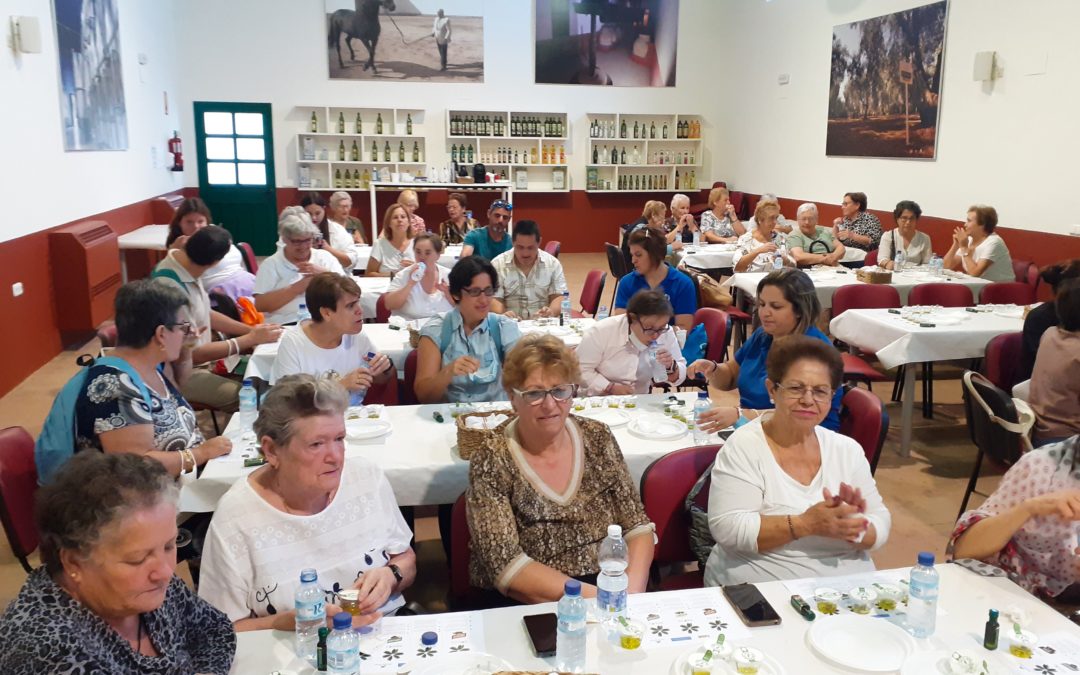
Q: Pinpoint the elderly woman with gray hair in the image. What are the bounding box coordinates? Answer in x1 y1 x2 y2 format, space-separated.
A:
253 207 347 325
787 203 846 267
0 452 236 673
328 191 367 245
199 374 416 631
663 193 700 245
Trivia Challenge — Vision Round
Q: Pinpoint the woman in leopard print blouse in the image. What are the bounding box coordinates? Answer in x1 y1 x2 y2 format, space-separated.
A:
0 452 235 674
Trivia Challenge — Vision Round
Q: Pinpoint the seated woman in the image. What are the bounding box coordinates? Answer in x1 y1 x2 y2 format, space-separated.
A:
439 191 478 245
1028 280 1080 446
254 209 346 325
787 203 846 267
1021 259 1080 379
832 192 882 252
166 197 254 300
613 227 697 331
414 256 521 403
705 336 891 585
200 375 416 630
384 232 454 321
949 436 1080 602
663 193 700 245
300 192 358 271
733 201 793 273
398 189 426 236
328 191 367 245
943 204 1015 282
688 268 844 431
577 289 686 396
746 194 793 233
878 200 933 270
63 280 231 484
700 186 744 243
270 273 394 405
467 334 655 603
3 452 235 672
365 204 416 278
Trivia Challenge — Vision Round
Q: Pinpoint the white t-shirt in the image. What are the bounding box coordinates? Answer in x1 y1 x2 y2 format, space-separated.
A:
371 238 415 275
971 233 1014 282
253 248 346 325
386 263 454 321
326 221 360 270
201 245 247 290
270 324 378 384
704 416 891 586
198 459 413 621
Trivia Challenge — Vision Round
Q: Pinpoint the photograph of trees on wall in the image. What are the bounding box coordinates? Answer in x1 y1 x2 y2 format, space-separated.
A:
827 1 947 159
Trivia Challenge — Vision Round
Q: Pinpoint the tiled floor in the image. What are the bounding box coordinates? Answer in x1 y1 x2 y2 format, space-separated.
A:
0 253 997 612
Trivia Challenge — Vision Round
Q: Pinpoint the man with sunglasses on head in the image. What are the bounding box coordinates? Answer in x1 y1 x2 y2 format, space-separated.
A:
490 220 568 320
460 200 513 261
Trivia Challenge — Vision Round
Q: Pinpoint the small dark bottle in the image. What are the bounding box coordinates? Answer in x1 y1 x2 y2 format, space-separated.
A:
983 608 999 650
316 626 329 671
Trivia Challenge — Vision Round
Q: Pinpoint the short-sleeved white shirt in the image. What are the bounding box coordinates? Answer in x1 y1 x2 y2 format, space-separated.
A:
253 248 346 325
198 458 413 621
371 238 415 275
201 245 247 290
386 264 454 321
971 233 1014 282
269 324 378 384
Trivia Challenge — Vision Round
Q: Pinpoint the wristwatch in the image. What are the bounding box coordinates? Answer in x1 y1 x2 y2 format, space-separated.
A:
388 563 403 585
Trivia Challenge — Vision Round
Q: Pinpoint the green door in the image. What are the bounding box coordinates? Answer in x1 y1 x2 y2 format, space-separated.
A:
193 102 278 254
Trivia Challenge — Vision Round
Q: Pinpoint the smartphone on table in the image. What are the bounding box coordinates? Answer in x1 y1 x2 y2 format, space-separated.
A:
522 612 557 658
723 582 782 627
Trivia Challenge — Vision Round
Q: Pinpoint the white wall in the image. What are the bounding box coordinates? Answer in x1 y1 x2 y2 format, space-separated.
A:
713 0 1080 234
0 0 183 244
173 0 724 195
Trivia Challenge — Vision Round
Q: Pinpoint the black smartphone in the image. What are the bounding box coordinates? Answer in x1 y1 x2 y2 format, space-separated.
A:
723 583 782 627
522 612 557 658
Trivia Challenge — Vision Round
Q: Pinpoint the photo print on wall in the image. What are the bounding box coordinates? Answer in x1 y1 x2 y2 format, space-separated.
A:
535 0 679 87
326 0 484 82
827 0 949 159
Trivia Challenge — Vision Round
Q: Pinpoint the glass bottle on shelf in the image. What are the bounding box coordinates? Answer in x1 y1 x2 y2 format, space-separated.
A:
531 147 538 164
383 141 391 161
451 144 458 163
620 119 627 138
352 169 360 189
662 123 669 139
337 112 345 134
674 170 680 189
361 168 371 188
467 144 474 163
514 149 520 164
338 140 345 161
633 120 639 139
650 121 656 139
413 141 420 162
560 146 565 164
406 113 413 135
310 111 318 133
611 145 618 165
376 113 383 134
355 112 362 134
592 145 598 164
350 140 359 161
334 168 343 188
631 146 640 165
398 142 405 161
620 147 627 165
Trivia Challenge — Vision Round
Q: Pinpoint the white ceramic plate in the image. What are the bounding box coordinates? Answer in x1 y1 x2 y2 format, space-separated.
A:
806 615 916 673
345 418 393 440
670 646 788 675
628 415 688 440
900 650 1008 675
576 407 632 427
408 651 515 675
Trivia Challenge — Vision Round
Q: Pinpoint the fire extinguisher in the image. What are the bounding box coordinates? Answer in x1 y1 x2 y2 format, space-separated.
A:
168 131 184 172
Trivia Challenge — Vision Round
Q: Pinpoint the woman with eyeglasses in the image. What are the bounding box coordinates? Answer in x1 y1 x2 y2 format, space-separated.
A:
577 289 686 395
414 256 521 403
704 336 891 585
365 204 416 278
467 334 655 603
878 200 933 270
613 226 697 332
687 268 844 431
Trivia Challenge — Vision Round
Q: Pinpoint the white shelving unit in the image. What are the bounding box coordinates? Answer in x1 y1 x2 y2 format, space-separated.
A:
293 106 428 191
583 113 703 193
445 110 570 192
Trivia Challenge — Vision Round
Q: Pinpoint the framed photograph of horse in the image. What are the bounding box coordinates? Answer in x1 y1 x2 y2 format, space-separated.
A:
326 0 484 82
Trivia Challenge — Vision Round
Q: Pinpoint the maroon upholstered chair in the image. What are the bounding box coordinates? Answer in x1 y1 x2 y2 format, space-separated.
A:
831 285 901 389
692 308 729 363
838 388 889 475
981 332 1025 393
375 294 391 323
237 242 259 274
575 269 607 318
401 349 419 406
543 240 561 258
0 427 39 573
980 282 1036 306
863 249 879 267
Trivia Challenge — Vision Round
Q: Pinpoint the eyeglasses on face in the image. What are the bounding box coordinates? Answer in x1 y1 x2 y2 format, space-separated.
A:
491 200 514 212
460 286 496 297
513 383 578 405
775 382 833 403
634 317 670 337
166 321 195 337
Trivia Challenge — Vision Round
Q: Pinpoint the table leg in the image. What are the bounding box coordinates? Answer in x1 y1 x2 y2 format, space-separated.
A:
120 250 129 284
899 363 916 457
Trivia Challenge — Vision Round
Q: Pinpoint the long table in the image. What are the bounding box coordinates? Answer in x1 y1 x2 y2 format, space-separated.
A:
352 244 461 273
117 224 169 283
228 563 1077 674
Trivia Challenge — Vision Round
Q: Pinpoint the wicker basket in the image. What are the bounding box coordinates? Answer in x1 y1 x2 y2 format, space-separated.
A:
456 410 514 460
407 325 422 348
856 268 893 284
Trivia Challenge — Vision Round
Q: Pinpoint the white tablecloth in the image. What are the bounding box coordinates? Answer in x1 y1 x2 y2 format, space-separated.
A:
117 223 169 250
680 243 737 270
181 391 706 513
228 563 1072 674
352 244 461 272
732 266 992 310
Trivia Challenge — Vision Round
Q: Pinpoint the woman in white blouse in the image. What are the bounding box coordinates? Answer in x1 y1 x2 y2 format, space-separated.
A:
878 200 934 270
733 201 793 273
705 336 891 586
383 232 454 321
199 374 416 631
301 192 358 271
943 204 1014 282
577 289 686 395
365 204 416 277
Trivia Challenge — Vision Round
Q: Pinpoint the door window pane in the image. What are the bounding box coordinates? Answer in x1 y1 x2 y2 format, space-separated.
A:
203 112 234 135
237 162 267 185
235 138 265 161
207 162 237 185
234 113 264 136
205 137 236 160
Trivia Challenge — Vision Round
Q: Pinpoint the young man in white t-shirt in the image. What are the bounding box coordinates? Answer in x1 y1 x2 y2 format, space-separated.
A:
270 273 394 403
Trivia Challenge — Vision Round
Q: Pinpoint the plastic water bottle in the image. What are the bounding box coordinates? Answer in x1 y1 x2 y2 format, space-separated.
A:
327 612 359 674
648 341 668 382
595 304 610 321
692 227 701 247
597 524 629 632
930 254 944 276
349 352 375 407
238 378 258 427
895 250 906 271
556 579 587 673
297 302 311 324
560 291 571 325
907 551 939 638
411 261 426 282
294 568 326 665
693 392 711 445
773 245 784 270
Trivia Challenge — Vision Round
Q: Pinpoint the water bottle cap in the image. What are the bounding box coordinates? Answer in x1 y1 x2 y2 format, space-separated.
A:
333 612 352 629
366 352 376 359
917 551 935 566
607 524 623 538
299 567 317 582
243 378 253 387
697 391 708 399
564 579 581 596
421 631 438 645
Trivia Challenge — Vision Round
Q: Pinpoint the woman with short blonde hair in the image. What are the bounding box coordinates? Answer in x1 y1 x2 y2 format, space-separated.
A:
701 186 744 242
397 189 426 236
365 203 416 277
733 201 792 273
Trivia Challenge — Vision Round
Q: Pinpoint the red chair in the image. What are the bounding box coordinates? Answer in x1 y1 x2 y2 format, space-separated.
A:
449 493 493 609
639 445 723 590
375 294 391 323
574 270 607 318
906 283 975 418
690 181 727 217
401 349 419 406
831 285 901 389
237 242 259 274
980 282 1036 306
1012 259 1033 284
838 388 889 475
1023 263 1040 294
0 427 39 573
729 191 746 220
863 249 879 267
981 332 1024 393
543 240 561 258
692 308 729 364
